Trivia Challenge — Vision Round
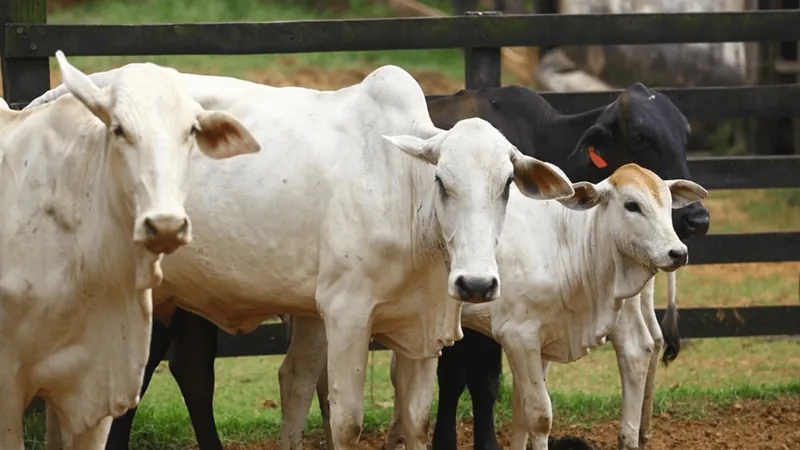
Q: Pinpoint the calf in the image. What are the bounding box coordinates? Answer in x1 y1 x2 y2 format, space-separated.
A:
456 164 706 450
1 52 257 450
30 65 575 450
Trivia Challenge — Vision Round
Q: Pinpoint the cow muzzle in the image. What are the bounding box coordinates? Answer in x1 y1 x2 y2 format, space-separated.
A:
134 212 192 255
451 274 499 303
657 245 689 272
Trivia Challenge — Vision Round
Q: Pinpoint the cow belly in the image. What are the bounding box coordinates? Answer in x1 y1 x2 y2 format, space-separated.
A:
156 228 322 333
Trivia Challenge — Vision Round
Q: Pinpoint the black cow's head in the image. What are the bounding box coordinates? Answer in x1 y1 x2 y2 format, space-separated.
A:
566 83 710 239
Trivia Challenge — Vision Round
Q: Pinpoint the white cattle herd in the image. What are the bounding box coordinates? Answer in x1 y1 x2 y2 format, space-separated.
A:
0 51 707 450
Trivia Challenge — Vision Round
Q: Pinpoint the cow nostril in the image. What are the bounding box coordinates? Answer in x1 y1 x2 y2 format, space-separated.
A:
144 218 158 237
455 275 468 292
668 249 688 265
178 218 189 236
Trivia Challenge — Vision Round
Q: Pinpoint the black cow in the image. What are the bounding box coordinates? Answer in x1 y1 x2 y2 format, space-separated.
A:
104 83 709 450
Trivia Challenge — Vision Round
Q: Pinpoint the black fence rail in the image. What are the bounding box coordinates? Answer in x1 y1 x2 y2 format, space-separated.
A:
1 0 798 363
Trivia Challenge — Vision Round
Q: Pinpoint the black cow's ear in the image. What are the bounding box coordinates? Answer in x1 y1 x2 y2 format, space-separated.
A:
567 123 613 169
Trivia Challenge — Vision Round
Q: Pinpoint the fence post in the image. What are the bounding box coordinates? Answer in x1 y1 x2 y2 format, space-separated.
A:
4 0 50 420
0 0 50 108
463 10 502 89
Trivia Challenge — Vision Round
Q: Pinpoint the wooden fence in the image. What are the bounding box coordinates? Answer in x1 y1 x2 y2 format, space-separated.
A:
1 0 799 360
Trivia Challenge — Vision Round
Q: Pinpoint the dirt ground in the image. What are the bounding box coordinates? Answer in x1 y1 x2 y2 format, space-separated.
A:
221 396 800 450
0 63 465 101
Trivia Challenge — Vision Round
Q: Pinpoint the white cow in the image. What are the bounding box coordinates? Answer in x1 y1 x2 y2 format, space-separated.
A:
29 64 576 450
281 164 706 450
0 52 259 450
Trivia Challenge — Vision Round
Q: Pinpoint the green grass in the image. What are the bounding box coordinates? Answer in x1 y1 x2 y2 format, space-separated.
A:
23 347 800 449
46 0 468 82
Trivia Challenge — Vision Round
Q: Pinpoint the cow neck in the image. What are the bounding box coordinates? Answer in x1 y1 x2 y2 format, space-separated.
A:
407 158 447 271
541 106 607 183
555 200 656 305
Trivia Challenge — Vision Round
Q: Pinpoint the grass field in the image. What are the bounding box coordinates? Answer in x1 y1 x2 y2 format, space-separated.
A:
18 0 800 449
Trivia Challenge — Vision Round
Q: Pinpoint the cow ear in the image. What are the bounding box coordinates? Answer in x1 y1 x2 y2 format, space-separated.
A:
567 123 613 170
55 50 112 126
382 134 441 165
665 179 707 209
195 110 261 159
558 181 608 211
511 152 574 200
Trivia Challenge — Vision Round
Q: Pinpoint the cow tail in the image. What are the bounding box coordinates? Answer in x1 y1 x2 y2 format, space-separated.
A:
660 271 680 366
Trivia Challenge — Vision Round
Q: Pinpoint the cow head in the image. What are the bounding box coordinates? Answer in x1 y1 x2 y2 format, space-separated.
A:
55 51 260 256
566 83 710 240
383 118 574 303
560 164 707 293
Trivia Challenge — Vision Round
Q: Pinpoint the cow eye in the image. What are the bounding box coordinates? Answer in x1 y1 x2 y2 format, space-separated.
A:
190 123 200 135
112 125 125 139
624 201 642 214
506 175 515 186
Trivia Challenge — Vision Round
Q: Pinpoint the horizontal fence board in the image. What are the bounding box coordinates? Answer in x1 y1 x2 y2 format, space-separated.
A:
546 85 800 120
689 232 800 265
178 306 799 360
687 155 800 190
11 85 800 121
7 11 800 57
428 85 800 120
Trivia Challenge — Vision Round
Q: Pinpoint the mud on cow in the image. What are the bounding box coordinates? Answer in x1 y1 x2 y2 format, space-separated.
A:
29 64 576 450
0 51 258 450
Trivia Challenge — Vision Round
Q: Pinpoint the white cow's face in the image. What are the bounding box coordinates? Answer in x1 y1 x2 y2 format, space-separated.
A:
560 163 707 272
383 118 574 303
55 51 260 255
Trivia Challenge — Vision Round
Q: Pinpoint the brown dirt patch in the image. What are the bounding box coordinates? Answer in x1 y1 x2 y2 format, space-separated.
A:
244 57 462 93
0 62 462 100
218 396 800 450
704 196 754 232
685 262 800 284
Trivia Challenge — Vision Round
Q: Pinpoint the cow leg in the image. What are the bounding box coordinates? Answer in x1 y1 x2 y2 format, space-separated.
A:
316 359 335 450
70 416 112 450
465 331 502 450
105 316 176 450
430 344 468 450
46 401 64 450
392 351 437 450
320 304 372 450
383 353 405 450
638 279 663 450
609 282 656 450
168 309 223 450
279 315 329 450
0 384 24 450
499 331 550 450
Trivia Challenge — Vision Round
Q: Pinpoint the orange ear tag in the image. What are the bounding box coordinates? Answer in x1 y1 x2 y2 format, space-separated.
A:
588 146 608 168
